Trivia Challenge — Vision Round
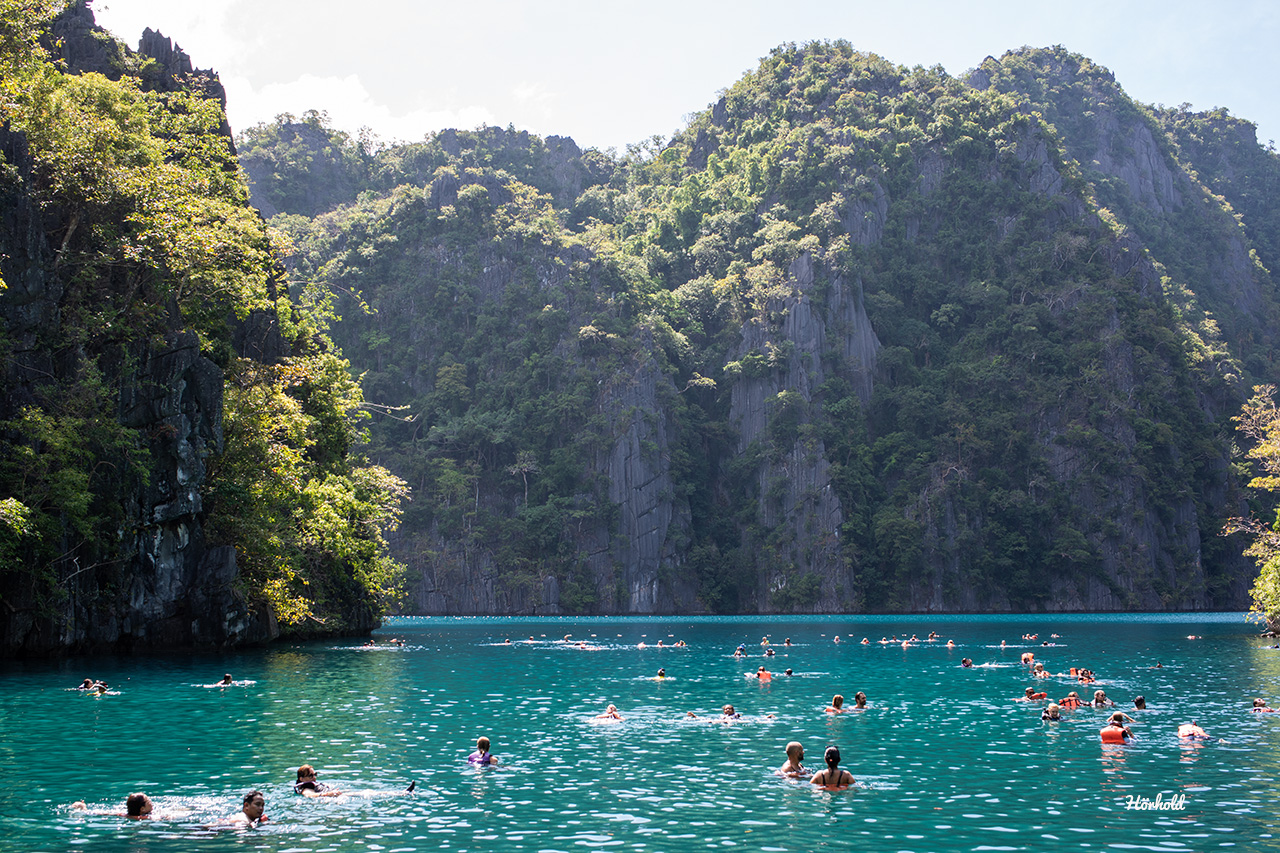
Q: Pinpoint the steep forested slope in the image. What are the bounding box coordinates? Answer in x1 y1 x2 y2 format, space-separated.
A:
0 2 405 653
248 43 1276 614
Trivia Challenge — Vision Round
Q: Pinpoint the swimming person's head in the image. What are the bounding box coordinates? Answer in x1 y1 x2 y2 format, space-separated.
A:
476 736 490 752
297 764 317 782
125 793 152 817
831 694 844 708
1134 696 1146 709
824 746 841 768
786 741 804 762
854 691 866 707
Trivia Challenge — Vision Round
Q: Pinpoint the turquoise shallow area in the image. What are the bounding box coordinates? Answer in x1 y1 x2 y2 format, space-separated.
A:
2 613 1279 851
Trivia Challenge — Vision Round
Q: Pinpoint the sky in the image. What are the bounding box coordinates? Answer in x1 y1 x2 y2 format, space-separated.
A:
90 0 1280 153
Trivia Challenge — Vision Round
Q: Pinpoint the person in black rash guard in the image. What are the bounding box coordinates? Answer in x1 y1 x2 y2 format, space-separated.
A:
295 764 343 797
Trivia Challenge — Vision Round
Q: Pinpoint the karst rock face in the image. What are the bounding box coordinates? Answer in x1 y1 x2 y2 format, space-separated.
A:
0 4 279 654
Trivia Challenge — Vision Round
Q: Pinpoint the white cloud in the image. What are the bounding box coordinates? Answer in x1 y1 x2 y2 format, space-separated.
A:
221 73 500 144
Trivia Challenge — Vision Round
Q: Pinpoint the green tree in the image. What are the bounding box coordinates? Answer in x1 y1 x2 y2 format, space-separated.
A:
1226 385 1280 629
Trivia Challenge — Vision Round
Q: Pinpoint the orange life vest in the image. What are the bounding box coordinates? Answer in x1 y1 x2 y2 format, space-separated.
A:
1100 725 1127 744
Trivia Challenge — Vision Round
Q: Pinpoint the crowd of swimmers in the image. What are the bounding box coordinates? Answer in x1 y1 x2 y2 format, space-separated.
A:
1005 647 1275 743
67 629 1280 821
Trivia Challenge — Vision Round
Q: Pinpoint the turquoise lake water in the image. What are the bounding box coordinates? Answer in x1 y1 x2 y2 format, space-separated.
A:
1 613 1277 851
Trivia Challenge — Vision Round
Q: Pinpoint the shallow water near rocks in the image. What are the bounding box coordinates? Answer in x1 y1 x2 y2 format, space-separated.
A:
2 613 1278 851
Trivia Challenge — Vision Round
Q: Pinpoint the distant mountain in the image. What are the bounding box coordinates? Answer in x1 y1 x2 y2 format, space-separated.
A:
238 41 1280 615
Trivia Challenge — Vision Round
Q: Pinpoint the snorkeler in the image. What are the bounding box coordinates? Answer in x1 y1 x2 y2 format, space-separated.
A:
295 764 343 797
468 736 499 766
810 746 854 789
778 742 807 778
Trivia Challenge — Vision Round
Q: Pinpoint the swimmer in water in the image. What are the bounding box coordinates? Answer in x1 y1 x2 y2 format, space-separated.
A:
596 704 624 720
784 668 793 676
1100 712 1134 743
76 678 94 690
1252 698 1276 712
861 637 870 645
1059 691 1082 709
853 691 867 709
734 644 746 657
961 658 973 668
1042 703 1061 721
833 635 840 644
778 741 807 778
765 648 775 657
784 638 792 646
72 792 160 818
826 694 845 714
946 640 955 648
1133 696 1146 710
1177 721 1209 739
228 791 268 826
656 668 666 680
756 665 772 681
1019 687 1048 702
295 764 343 797
721 704 741 719
219 674 233 685
810 746 854 789
1092 690 1114 708
468 736 499 766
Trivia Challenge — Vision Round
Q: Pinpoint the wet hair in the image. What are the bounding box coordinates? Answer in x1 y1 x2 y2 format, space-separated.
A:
243 790 264 808
854 692 867 707
1133 696 1146 709
1109 712 1125 724
824 746 841 768
476 736 490 751
297 764 316 782
125 793 150 817
831 694 844 708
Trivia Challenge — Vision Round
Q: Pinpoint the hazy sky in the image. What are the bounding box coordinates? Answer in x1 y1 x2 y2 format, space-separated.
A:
91 0 1280 153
